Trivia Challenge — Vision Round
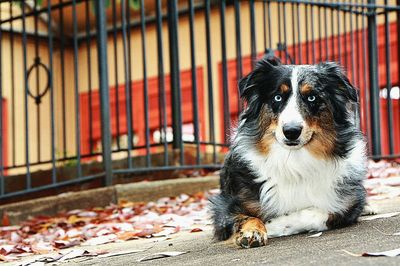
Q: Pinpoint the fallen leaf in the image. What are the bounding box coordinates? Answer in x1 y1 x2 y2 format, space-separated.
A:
116 231 139 241
98 249 144 258
137 251 187 262
58 249 88 262
307 232 322 238
0 225 20 231
190 228 203 233
152 228 178 237
54 239 81 249
360 212 400 221
362 248 400 257
343 248 400 257
0 253 18 262
82 234 117 246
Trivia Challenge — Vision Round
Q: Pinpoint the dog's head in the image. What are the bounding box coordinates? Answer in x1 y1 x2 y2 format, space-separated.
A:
238 57 359 159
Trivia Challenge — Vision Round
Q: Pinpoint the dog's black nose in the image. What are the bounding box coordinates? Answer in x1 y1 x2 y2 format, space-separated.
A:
282 123 303 141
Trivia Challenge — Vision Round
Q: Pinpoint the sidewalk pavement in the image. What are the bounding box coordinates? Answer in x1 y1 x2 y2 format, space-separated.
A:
11 197 400 266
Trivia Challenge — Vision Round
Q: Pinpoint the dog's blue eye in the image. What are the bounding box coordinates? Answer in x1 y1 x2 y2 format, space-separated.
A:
307 95 316 102
274 95 282 102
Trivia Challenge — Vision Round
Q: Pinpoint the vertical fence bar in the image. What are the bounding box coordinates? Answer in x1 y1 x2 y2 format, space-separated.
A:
330 2 335 60
349 2 356 85
121 0 133 168
263 0 267 51
126 0 134 152
324 1 328 61
85 0 94 154
167 0 184 164
188 0 200 164
297 3 302 64
278 3 282 60
343 7 348 69
292 3 296 63
95 0 113 186
305 3 309 63
337 5 342 64
356 1 362 87
267 1 272 49
234 0 243 114
205 0 216 163
384 0 394 154
47 0 57 183
220 1 230 144
155 0 168 166
59 0 67 159
34 1 41 163
9 4 15 167
126 0 135 152
112 0 121 150
250 0 257 68
22 3 31 188
318 4 322 60
367 0 381 157
362 4 371 151
310 5 316 64
72 0 82 177
283 2 289 63
139 0 151 167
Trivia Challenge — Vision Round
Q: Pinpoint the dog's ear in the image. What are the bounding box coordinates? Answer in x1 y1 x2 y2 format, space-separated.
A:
238 55 279 101
318 62 358 103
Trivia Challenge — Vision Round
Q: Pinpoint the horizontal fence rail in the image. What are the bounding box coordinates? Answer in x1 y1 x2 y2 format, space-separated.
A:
0 0 399 201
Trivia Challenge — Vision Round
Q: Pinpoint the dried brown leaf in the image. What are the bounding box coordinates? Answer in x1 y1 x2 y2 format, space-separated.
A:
137 251 187 262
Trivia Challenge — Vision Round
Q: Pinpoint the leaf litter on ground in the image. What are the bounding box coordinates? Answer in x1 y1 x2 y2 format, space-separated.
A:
0 190 216 262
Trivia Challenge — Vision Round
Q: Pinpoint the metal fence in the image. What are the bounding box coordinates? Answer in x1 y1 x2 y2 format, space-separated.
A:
0 0 399 201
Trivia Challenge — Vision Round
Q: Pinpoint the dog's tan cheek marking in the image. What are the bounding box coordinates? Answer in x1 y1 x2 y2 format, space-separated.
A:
255 110 277 155
305 111 336 159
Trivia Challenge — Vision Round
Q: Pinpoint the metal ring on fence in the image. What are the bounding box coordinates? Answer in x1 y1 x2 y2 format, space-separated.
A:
27 57 51 105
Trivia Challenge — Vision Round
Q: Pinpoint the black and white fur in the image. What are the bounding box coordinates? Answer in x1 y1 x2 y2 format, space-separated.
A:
210 57 367 247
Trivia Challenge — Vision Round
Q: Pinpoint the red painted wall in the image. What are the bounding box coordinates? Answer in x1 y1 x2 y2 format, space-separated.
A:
80 68 205 155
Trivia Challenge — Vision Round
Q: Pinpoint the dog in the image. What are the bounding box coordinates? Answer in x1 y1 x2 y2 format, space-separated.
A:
210 57 367 248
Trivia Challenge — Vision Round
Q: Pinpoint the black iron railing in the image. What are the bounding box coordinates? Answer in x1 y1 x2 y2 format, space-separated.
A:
0 0 399 201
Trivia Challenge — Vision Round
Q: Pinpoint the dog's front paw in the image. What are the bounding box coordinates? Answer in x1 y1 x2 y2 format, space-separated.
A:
234 217 268 248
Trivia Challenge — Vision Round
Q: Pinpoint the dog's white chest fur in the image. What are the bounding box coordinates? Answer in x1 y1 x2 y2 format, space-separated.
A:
243 142 349 217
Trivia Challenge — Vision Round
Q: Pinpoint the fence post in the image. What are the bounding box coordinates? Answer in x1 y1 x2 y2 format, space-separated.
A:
94 0 113 186
367 0 381 157
167 1 183 156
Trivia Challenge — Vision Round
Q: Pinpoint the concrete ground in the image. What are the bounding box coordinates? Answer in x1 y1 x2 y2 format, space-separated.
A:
12 197 400 266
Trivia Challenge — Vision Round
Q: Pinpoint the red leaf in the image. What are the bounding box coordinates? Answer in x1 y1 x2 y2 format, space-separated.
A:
190 228 203 233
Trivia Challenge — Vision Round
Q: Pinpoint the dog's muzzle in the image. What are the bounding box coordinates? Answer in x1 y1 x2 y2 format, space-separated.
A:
282 122 303 145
